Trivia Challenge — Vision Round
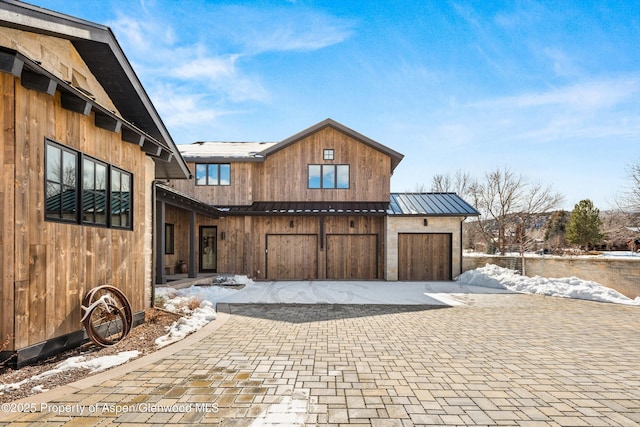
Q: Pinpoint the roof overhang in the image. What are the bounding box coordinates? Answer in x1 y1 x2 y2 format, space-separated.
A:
260 119 405 173
0 46 174 160
220 201 388 216
0 0 191 179
155 184 221 218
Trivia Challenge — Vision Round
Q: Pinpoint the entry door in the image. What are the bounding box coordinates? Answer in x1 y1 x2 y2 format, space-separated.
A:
200 226 217 272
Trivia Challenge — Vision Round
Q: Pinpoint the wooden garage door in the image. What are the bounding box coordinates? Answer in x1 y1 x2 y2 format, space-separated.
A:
326 234 378 280
266 234 318 280
398 233 451 281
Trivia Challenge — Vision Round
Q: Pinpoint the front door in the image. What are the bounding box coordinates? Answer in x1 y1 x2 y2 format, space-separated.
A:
200 226 217 272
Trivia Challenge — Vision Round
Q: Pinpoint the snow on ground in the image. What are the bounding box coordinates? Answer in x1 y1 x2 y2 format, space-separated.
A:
457 264 640 306
0 351 139 395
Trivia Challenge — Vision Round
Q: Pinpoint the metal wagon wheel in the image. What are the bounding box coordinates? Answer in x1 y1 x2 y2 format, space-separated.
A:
81 285 133 346
84 302 129 346
82 285 133 336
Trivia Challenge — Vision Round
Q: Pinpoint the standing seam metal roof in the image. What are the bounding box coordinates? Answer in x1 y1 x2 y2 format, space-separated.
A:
388 193 479 216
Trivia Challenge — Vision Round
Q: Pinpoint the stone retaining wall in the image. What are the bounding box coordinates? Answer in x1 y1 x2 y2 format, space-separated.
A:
463 255 640 299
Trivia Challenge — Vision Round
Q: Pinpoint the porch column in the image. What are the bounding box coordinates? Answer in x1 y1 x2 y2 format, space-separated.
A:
188 210 197 278
155 199 166 284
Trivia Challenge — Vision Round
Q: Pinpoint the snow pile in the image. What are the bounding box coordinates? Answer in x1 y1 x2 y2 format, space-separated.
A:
457 264 640 305
155 301 217 348
0 351 140 395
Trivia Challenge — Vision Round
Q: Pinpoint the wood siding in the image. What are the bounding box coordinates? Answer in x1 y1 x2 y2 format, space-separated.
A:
326 234 378 279
168 161 255 206
1 72 15 349
258 127 391 202
202 215 385 280
166 127 392 205
2 74 151 351
266 234 318 280
398 233 452 281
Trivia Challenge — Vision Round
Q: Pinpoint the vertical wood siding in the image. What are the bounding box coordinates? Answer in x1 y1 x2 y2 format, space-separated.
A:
398 233 452 281
1 73 15 349
8 80 150 350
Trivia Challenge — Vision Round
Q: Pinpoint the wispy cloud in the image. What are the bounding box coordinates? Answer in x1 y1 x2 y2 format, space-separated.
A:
428 76 640 146
106 2 354 141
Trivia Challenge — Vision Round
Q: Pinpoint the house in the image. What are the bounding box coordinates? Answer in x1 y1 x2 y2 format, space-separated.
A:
0 1 189 366
161 119 479 283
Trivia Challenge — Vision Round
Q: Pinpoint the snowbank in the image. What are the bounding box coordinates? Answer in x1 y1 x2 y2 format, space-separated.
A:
457 264 640 305
155 301 217 348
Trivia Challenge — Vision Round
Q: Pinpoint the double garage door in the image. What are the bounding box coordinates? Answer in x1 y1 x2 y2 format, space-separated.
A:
266 234 378 280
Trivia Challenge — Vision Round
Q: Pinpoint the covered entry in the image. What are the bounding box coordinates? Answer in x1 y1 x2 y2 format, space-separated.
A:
326 234 378 279
398 233 452 281
266 234 318 280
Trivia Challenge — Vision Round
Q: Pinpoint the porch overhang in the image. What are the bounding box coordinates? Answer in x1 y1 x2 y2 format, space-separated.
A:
220 201 388 216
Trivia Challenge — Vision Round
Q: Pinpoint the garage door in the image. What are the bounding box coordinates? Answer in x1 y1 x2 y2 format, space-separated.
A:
266 234 318 280
398 233 451 281
326 234 378 279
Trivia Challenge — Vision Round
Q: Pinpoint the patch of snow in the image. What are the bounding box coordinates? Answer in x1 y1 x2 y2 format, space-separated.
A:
155 301 217 348
457 264 640 306
0 351 140 395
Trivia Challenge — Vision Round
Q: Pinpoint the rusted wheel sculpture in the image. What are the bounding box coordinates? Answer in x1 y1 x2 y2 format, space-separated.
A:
81 285 132 347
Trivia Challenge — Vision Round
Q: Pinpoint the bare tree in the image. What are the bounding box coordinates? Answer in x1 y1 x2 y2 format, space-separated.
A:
430 170 472 197
625 160 640 215
469 167 564 256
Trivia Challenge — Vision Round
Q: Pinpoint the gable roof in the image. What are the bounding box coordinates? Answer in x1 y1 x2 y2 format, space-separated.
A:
388 193 480 216
0 0 190 179
261 118 404 172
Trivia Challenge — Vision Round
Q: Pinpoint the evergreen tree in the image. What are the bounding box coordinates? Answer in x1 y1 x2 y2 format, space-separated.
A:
565 199 604 250
545 210 569 252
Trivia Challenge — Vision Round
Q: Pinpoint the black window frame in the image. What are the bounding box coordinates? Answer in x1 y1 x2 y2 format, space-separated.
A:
195 163 231 186
45 140 78 222
44 138 134 230
110 167 133 230
307 164 350 189
323 149 335 160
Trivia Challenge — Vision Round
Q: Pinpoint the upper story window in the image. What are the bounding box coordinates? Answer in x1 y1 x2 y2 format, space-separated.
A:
45 139 133 229
196 163 231 186
308 164 349 189
323 149 334 160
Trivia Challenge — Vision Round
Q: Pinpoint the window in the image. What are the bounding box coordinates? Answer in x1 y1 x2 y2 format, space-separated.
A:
111 168 132 229
46 142 77 221
82 157 108 225
196 163 231 186
165 223 175 254
308 164 349 189
45 139 133 229
323 149 334 160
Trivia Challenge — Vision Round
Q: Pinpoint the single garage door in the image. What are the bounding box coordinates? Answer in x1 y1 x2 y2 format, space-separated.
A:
398 233 451 281
326 234 378 279
266 234 318 280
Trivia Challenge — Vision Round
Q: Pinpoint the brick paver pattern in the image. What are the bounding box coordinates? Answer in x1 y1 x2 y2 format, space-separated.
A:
3 293 640 426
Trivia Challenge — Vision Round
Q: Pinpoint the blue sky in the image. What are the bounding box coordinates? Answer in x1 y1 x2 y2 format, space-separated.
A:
27 0 640 210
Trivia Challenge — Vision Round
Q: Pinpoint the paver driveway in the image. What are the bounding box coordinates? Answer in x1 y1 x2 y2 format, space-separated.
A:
3 293 640 426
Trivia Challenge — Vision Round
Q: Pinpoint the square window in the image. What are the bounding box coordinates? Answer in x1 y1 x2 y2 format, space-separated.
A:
323 149 334 160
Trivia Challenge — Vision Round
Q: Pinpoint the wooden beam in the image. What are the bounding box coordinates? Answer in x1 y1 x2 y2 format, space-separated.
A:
141 139 161 156
157 149 172 162
0 50 24 76
121 125 144 145
94 111 122 133
20 68 56 95
60 91 91 115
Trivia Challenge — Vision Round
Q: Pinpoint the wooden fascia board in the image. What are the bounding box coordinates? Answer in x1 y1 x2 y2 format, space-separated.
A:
261 118 405 171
